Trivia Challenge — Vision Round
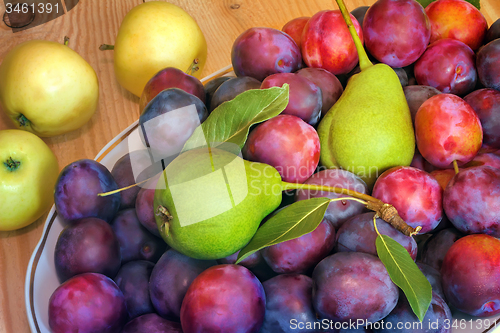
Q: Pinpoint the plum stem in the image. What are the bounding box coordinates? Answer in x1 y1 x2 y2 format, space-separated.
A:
64 36 69 46
453 160 459 174
99 44 114 51
334 0 372 71
281 181 419 236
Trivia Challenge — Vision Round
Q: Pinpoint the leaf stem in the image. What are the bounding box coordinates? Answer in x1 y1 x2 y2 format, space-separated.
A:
373 214 382 236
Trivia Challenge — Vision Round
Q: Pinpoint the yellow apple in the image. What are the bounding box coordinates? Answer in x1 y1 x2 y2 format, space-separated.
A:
113 1 208 97
0 129 59 231
0 40 99 137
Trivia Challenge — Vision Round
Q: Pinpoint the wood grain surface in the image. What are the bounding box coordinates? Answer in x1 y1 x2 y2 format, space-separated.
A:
0 0 499 332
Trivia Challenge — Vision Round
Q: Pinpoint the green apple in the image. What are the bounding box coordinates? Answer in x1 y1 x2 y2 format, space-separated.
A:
0 129 59 231
113 1 207 97
0 40 99 137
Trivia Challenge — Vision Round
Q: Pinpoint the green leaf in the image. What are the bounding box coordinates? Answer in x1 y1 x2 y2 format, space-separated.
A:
236 197 330 264
182 84 289 154
416 0 479 9
376 234 433 322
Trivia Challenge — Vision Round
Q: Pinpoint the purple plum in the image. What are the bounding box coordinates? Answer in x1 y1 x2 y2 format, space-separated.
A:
204 76 234 111
54 217 121 283
261 218 336 274
139 67 206 112
149 249 217 319
312 252 399 323
417 262 446 301
363 0 431 67
465 152 500 170
180 264 266 333
414 38 477 96
114 260 155 319
121 313 183 333
296 67 343 117
242 114 320 184
403 85 441 125
217 249 277 282
336 212 418 260
111 208 167 263
420 227 463 271
261 73 322 125
54 159 121 223
351 6 370 27
463 88 500 149
231 27 302 81
210 76 261 111
48 273 127 333
476 38 500 91
135 173 162 237
372 291 451 333
138 88 208 162
485 18 500 44
260 274 320 333
443 166 500 237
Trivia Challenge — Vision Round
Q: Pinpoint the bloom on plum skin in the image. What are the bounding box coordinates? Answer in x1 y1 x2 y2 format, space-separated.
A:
443 166 500 237
243 115 320 184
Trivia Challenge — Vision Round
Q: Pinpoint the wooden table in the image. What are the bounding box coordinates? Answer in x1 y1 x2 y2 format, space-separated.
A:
0 0 499 331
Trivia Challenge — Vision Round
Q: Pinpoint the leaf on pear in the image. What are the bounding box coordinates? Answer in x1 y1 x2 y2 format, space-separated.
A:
376 234 433 322
416 0 479 9
236 197 330 264
182 84 289 154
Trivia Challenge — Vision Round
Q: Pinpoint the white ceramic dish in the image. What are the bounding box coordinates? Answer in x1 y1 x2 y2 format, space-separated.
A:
24 65 500 333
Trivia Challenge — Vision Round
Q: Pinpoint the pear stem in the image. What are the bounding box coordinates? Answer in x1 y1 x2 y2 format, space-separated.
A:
281 181 419 237
64 36 70 46
334 0 372 71
99 44 115 51
281 182 378 204
453 160 459 175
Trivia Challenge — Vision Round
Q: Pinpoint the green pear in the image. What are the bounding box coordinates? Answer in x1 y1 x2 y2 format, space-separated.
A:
154 147 282 260
317 0 415 188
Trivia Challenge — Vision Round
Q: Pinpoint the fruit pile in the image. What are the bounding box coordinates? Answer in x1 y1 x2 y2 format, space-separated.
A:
2 0 500 331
